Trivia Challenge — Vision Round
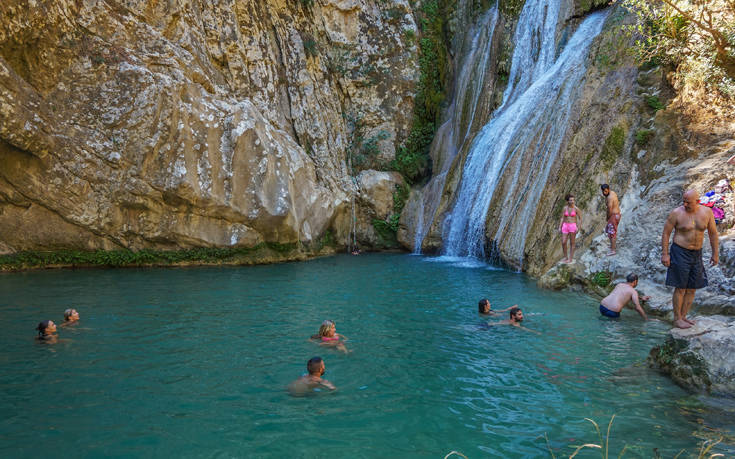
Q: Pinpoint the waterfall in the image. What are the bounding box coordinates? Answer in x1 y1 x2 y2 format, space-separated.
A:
442 4 608 265
412 6 500 253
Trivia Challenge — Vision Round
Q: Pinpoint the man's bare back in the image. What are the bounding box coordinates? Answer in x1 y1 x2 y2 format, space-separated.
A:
599 276 649 319
287 374 336 396
606 190 620 218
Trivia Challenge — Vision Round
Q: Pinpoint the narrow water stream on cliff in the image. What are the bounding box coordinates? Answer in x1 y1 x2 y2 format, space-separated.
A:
1 254 733 457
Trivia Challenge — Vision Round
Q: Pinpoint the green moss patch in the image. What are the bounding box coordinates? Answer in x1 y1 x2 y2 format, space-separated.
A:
0 243 322 271
600 124 626 170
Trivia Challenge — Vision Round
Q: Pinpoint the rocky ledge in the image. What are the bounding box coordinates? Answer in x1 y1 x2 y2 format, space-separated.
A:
648 316 735 397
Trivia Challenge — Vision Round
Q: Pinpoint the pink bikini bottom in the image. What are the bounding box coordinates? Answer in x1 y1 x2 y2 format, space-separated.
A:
561 223 578 234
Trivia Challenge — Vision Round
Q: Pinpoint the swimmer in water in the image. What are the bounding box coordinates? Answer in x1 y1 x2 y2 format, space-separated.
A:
35 320 58 342
311 320 349 353
488 307 539 334
478 298 516 316
287 356 336 397
60 308 80 326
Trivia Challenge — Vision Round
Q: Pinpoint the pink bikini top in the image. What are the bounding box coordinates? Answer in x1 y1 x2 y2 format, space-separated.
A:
564 208 576 217
321 336 339 342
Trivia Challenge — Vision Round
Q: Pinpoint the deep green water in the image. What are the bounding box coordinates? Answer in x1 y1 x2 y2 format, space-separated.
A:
1 254 733 458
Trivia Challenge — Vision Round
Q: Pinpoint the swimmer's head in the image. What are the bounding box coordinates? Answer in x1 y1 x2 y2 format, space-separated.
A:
601 184 610 196
478 298 491 314
36 320 57 336
509 307 523 322
307 357 325 376
565 194 575 206
318 320 336 337
64 308 79 322
626 273 638 286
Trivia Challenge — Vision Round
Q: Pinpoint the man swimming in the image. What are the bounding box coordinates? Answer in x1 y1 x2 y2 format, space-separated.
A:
478 298 516 316
599 273 650 320
488 307 539 333
287 357 336 397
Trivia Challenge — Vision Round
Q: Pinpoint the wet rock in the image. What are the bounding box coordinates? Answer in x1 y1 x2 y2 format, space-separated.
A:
649 316 735 396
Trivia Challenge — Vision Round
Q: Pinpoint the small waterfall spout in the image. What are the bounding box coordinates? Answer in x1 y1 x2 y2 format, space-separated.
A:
443 4 608 264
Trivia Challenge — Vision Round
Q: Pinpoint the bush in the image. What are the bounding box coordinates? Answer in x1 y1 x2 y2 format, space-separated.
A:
635 128 654 145
645 95 664 111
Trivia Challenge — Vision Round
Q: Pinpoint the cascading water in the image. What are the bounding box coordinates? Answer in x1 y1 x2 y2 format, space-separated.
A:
412 6 499 253
442 2 608 266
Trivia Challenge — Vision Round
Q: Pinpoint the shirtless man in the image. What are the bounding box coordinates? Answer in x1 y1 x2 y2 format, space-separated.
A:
488 307 539 333
287 357 336 397
661 189 719 329
478 298 515 316
601 184 621 255
599 274 650 320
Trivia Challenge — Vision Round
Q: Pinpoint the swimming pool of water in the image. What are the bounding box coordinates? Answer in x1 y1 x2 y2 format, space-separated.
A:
1 254 733 457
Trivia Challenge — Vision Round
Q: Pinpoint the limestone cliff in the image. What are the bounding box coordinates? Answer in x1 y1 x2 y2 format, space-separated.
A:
0 0 418 254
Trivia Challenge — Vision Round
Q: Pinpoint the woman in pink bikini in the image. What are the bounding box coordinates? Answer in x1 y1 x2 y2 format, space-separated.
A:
558 194 582 263
311 320 349 353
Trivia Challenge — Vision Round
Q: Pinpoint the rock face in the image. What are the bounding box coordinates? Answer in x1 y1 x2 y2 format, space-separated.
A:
0 0 419 252
649 316 735 396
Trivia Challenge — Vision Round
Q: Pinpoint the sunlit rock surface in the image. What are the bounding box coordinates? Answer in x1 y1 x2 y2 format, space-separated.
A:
0 0 419 252
649 316 735 396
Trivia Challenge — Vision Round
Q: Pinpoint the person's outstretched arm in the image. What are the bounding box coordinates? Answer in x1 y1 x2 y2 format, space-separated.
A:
661 211 676 267
630 290 648 320
495 304 518 313
519 325 541 335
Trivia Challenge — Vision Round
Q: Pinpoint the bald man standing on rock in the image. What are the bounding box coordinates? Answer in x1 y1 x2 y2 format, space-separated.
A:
661 189 719 329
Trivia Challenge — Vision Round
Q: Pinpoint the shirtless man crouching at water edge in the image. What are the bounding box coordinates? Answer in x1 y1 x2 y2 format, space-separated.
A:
662 189 719 329
288 357 336 397
599 274 650 320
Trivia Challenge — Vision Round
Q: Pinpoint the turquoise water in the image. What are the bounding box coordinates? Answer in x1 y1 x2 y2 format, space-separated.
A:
1 253 733 458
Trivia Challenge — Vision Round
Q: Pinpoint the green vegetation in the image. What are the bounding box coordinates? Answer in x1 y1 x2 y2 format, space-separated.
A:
635 128 654 145
499 0 526 18
0 243 306 270
303 37 319 59
372 217 400 246
345 113 391 174
402 28 416 44
622 0 735 98
390 0 453 184
589 270 612 288
600 125 626 170
543 414 725 458
370 183 410 248
299 0 314 8
644 94 664 111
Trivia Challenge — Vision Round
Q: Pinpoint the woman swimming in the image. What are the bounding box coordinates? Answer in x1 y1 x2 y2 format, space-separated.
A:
311 320 349 353
60 308 80 326
35 320 58 342
558 194 582 263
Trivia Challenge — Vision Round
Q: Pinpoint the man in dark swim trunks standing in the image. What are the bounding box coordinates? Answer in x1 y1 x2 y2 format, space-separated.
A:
599 273 649 320
661 189 719 329
601 184 621 256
